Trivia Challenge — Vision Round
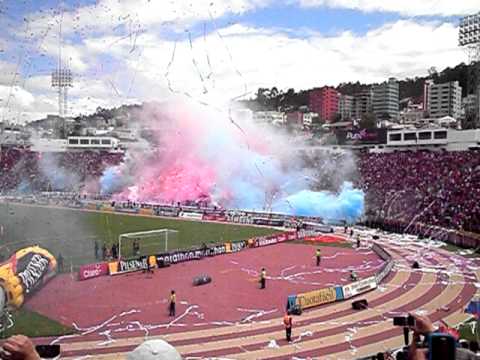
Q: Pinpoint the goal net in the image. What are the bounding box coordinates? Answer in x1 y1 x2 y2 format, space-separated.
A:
118 229 179 259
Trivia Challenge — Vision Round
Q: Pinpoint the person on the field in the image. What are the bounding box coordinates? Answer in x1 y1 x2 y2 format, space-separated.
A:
260 268 266 289
350 229 354 237
316 248 321 266
111 243 118 259
350 270 358 281
283 312 293 342
94 240 99 260
101 243 107 260
57 253 64 273
169 290 176 317
356 235 361 248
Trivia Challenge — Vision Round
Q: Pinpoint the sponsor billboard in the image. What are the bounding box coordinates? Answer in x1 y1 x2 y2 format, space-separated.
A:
375 260 394 284
342 276 377 299
296 287 337 310
78 262 109 281
372 243 392 261
336 128 387 145
179 212 204 220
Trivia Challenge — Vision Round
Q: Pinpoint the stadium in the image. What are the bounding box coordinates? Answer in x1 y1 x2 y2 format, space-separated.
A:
0 120 480 359
1 3 480 360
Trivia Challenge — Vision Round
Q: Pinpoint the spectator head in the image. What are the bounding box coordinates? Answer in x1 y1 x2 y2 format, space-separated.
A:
127 340 181 360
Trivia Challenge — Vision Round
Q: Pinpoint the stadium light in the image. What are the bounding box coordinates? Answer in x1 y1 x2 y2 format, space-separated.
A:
459 13 480 47
51 68 73 118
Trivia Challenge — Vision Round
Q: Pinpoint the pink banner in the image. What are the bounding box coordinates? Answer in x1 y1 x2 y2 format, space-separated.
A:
78 262 109 281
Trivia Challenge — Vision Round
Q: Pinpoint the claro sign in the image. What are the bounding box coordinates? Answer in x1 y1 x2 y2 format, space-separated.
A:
78 262 109 281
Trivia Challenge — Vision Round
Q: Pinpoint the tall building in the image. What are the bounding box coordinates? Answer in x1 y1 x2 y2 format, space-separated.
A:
338 94 354 120
423 80 434 111
309 86 339 123
427 81 463 119
372 78 399 120
353 88 373 120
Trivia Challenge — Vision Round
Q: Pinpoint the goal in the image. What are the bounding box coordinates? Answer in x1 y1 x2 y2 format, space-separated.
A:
118 229 179 259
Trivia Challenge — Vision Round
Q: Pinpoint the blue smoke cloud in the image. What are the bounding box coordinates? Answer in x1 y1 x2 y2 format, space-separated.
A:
272 182 364 222
100 166 125 195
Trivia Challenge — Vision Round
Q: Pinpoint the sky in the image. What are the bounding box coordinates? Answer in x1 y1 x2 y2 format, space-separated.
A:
0 0 477 123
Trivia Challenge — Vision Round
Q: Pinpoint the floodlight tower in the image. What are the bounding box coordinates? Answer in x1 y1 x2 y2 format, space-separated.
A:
51 68 72 117
459 12 480 127
51 8 72 118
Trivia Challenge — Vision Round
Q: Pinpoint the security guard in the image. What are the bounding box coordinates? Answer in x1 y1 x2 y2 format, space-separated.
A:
169 290 176 317
283 312 293 342
260 268 266 289
316 248 321 266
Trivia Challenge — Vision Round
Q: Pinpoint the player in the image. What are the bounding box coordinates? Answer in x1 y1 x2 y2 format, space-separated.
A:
283 312 293 342
316 248 321 266
356 235 361 248
169 290 176 317
260 268 266 289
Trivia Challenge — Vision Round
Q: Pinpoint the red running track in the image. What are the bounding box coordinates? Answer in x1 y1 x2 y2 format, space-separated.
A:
25 244 382 338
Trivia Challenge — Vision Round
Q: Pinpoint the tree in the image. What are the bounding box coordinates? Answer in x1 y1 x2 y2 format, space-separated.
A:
359 112 377 129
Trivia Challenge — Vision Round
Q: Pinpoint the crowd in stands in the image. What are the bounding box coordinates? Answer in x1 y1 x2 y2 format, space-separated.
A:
357 150 480 234
1 145 480 234
0 146 122 192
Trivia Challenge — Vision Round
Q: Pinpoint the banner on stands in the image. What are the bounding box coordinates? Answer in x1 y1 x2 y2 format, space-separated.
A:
155 210 178 217
375 260 394 284
372 243 391 261
102 206 114 212
252 218 285 227
139 208 154 216
203 214 227 222
115 207 139 214
78 262 109 280
296 287 337 309
179 212 204 220
342 276 377 299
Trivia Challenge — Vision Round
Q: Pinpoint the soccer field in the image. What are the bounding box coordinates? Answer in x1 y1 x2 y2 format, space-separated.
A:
0 203 280 268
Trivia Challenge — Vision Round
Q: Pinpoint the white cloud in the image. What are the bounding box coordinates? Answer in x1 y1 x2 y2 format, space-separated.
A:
0 17 467 123
296 0 479 16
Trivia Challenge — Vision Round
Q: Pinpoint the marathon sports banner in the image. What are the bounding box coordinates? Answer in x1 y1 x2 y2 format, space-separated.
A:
156 249 204 266
295 287 337 310
342 276 377 299
372 243 392 261
78 262 109 281
375 260 394 284
179 212 204 220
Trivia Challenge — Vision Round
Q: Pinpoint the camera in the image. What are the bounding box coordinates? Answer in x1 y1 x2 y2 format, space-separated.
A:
35 345 60 358
393 315 415 327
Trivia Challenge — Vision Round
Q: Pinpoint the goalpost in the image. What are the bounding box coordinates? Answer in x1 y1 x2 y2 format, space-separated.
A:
118 229 179 259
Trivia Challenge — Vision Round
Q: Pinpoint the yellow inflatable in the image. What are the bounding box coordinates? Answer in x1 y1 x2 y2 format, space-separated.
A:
0 246 57 312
